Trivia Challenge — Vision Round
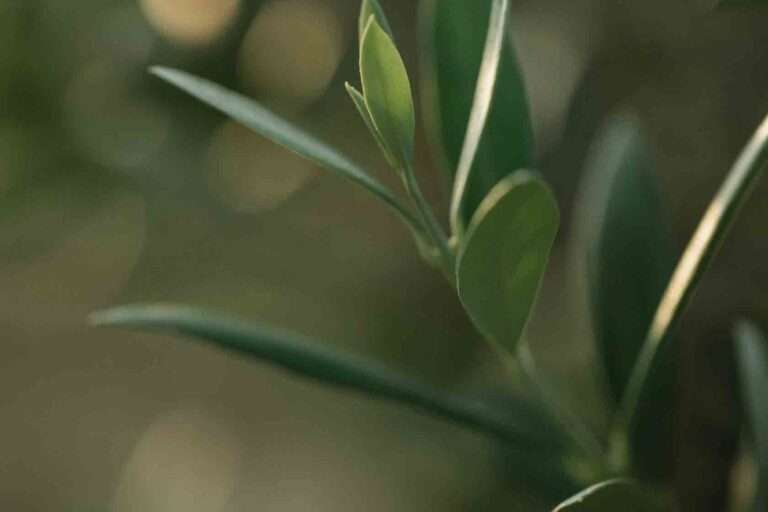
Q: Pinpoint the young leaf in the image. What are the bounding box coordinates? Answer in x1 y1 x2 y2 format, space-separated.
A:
553 480 670 512
574 115 676 481
449 0 509 236
613 112 768 465
734 320 768 512
457 171 559 356
358 0 393 41
90 304 564 452
360 18 415 170
149 66 423 235
420 0 534 226
345 82 397 168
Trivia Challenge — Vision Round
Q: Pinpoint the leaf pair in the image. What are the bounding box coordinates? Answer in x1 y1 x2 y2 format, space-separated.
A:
424 0 556 360
346 0 414 173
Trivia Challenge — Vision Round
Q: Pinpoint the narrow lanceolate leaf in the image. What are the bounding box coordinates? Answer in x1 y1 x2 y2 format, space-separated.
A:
734 320 768 512
90 304 564 451
149 67 423 235
574 115 675 481
553 480 670 512
449 0 510 236
358 0 393 41
345 82 397 168
457 171 559 356
420 0 534 226
360 18 415 170
614 113 768 464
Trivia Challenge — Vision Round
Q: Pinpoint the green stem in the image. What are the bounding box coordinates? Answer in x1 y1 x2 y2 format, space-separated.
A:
516 344 606 467
403 162 456 279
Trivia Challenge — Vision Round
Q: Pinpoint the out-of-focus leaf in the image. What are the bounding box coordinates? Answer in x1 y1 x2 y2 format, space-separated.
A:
91 304 564 452
149 67 423 234
613 112 768 469
345 82 397 168
574 115 676 481
420 0 534 225
457 171 558 357
359 18 415 170
734 320 768 512
449 0 509 235
553 480 670 512
576 115 673 402
358 0 393 40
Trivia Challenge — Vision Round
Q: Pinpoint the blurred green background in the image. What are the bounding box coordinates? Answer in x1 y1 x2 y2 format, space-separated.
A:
1 0 767 510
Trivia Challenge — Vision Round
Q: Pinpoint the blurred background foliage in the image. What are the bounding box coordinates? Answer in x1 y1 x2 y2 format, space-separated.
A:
1 0 768 510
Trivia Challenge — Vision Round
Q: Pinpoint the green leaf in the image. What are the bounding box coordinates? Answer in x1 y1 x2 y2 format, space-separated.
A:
553 480 670 512
420 0 534 226
613 113 768 467
90 304 564 452
345 82 397 168
734 320 768 512
449 0 510 236
457 171 559 356
360 18 415 170
577 115 673 402
359 0 393 41
575 115 676 481
149 66 423 235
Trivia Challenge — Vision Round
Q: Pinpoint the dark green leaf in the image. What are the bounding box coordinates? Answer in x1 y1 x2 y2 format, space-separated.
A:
457 171 559 356
734 320 768 512
553 480 670 512
359 0 393 41
575 115 675 481
613 113 768 468
360 18 415 170
420 0 534 225
90 304 564 452
449 0 509 235
149 66 423 235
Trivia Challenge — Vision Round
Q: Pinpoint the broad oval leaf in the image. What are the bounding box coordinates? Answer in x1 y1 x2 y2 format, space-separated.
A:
359 0 393 40
149 66 423 234
574 115 676 481
734 320 768 512
90 304 565 452
554 480 670 512
614 112 768 458
457 171 559 354
420 0 534 225
360 18 415 170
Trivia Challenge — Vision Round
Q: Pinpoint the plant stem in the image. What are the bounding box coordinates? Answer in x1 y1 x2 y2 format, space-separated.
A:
516 344 607 466
403 161 456 279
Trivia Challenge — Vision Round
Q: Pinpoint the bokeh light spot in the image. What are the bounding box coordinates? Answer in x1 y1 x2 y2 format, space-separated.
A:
207 121 315 214
113 407 243 512
139 0 240 47
239 0 343 107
